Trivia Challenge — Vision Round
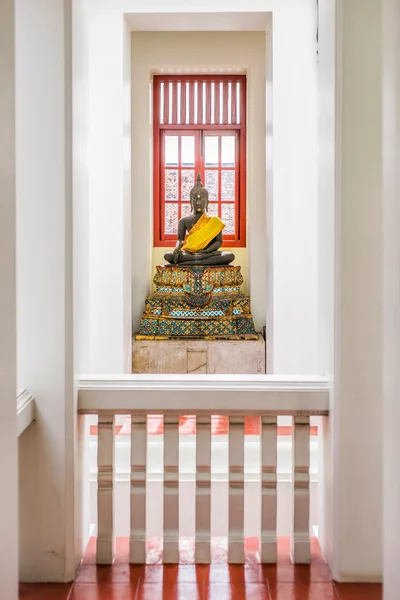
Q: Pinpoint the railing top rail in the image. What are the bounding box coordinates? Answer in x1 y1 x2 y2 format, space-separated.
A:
78 374 329 416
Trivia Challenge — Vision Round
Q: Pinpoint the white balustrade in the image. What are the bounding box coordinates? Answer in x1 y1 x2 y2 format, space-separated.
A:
228 416 245 563
79 375 328 566
261 415 278 562
97 414 115 564
163 415 179 563
291 415 311 563
130 415 147 564
195 415 211 563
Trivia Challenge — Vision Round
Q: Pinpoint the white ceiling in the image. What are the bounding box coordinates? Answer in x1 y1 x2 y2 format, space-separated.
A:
125 12 269 32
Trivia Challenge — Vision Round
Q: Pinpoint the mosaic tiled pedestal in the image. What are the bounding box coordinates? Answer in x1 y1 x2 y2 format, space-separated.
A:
135 265 258 340
132 335 266 374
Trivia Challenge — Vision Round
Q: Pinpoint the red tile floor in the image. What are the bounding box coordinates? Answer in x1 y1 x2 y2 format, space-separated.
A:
19 537 382 599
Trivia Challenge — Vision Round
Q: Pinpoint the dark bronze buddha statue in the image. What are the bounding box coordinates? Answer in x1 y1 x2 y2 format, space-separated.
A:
164 173 235 266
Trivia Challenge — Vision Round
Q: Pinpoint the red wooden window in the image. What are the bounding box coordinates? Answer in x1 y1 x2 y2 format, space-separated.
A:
153 75 246 247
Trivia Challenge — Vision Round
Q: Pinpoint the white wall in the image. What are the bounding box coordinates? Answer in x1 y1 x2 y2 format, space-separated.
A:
87 0 319 375
265 16 274 371
16 0 80 582
0 1 18 597
88 8 127 372
335 0 382 580
382 0 400 597
130 31 266 333
318 0 383 581
317 0 337 574
73 0 90 377
72 0 92 566
123 19 133 373
270 2 318 373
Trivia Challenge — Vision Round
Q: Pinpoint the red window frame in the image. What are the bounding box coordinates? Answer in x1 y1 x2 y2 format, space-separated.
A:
153 75 246 247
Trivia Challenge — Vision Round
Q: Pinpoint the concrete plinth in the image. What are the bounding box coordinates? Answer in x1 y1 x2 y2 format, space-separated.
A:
132 335 266 374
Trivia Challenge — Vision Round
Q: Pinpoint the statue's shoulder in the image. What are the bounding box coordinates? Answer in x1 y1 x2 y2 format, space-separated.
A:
179 215 194 228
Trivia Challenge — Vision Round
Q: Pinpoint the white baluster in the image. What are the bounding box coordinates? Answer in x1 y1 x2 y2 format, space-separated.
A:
291 415 311 563
195 415 211 563
261 416 277 563
130 415 147 564
164 415 179 563
97 413 115 564
228 415 245 563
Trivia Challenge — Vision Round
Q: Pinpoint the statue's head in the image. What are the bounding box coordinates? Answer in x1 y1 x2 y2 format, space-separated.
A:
190 172 209 214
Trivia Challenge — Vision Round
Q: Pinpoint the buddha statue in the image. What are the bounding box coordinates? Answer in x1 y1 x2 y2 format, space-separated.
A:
164 172 235 266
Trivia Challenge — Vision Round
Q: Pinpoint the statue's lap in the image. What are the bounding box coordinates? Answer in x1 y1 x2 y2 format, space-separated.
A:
163 251 235 266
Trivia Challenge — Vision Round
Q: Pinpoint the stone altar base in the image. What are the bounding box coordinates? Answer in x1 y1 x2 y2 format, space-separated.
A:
132 335 266 374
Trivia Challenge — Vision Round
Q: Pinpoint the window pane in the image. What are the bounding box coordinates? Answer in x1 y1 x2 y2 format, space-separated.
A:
165 203 178 234
181 170 194 201
205 170 218 201
204 136 219 167
181 203 191 218
222 204 235 234
165 169 178 200
207 203 218 217
181 136 195 167
165 136 178 166
221 137 235 167
221 170 235 200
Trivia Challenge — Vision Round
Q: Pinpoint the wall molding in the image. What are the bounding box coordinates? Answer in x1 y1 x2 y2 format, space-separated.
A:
17 389 35 437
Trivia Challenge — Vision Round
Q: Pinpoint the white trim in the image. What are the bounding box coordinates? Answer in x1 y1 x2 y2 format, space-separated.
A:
79 373 328 389
125 12 270 32
78 374 329 415
16 389 35 437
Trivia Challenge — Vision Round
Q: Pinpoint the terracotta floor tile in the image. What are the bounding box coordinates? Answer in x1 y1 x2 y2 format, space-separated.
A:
141 565 172 584
263 562 333 586
204 583 270 599
205 565 267 584
269 582 336 600
334 582 382 600
19 583 73 599
18 576 384 600
75 564 144 585
243 566 268 584
262 538 332 586
18 537 383 600
175 565 210 584
69 583 137 599
136 583 202 599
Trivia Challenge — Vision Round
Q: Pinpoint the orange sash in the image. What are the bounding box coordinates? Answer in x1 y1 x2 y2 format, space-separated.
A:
182 213 225 252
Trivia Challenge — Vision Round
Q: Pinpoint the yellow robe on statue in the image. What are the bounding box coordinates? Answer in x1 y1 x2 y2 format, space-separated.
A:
182 212 225 253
